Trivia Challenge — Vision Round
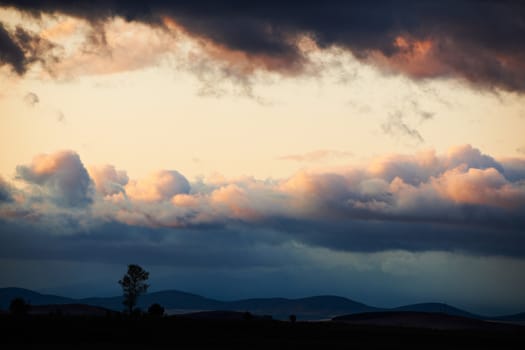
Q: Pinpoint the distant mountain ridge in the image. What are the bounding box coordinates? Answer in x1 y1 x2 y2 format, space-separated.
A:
1 287 524 321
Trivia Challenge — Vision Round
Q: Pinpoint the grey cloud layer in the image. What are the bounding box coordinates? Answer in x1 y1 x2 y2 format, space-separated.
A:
1 1 525 91
1 145 524 262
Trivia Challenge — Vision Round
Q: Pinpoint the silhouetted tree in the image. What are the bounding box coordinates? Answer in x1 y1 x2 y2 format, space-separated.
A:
289 314 297 323
118 264 149 315
148 303 165 317
9 298 29 316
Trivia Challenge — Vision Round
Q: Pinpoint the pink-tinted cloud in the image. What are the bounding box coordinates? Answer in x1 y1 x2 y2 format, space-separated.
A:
5 145 524 224
433 167 525 209
2 145 524 256
88 164 128 197
125 170 190 202
15 150 93 207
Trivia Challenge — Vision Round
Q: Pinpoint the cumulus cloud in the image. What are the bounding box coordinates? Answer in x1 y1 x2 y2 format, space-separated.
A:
88 165 128 197
433 167 525 209
2 145 525 257
15 150 94 207
125 170 190 202
2 1 525 92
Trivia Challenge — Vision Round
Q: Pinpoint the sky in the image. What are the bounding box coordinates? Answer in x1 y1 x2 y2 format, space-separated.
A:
0 1 525 316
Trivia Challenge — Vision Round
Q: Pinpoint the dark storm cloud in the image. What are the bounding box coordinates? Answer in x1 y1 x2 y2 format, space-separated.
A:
0 20 59 74
1 1 525 91
269 215 525 258
0 22 25 74
1 203 524 271
0 220 293 268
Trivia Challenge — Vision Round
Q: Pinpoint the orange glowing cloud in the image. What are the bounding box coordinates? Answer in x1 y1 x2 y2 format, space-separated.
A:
125 170 190 202
364 35 450 79
39 18 80 40
433 166 525 208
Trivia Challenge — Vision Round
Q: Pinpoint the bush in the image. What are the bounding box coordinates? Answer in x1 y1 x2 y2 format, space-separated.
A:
9 298 29 316
148 303 165 317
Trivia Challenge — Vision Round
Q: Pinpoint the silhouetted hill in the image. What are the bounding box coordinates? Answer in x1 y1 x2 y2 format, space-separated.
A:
227 295 379 320
80 290 223 311
393 303 482 319
1 287 522 322
0 287 74 309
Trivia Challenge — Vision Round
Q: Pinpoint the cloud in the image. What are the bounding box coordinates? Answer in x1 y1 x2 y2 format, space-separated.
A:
0 21 60 75
381 112 424 144
499 158 525 182
444 144 504 173
23 91 38 106
0 176 13 203
408 99 434 121
367 144 504 185
433 166 525 209
0 22 25 74
88 165 128 197
2 145 525 258
2 2 525 92
15 150 94 207
279 149 353 162
49 17 179 77
125 170 190 202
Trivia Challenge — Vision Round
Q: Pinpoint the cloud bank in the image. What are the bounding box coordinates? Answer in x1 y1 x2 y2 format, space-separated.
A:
1 145 524 263
1 1 525 92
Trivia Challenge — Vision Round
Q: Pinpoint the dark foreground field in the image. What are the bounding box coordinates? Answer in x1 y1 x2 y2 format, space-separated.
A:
1 314 524 349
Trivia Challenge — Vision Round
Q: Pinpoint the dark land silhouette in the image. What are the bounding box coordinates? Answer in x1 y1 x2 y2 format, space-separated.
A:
2 287 524 323
1 309 524 348
1 287 524 348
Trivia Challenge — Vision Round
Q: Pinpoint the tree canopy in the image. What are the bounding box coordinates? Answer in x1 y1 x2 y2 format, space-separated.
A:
118 264 149 314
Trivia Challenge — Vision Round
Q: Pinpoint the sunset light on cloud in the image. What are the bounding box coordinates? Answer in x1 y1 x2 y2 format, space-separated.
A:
1 1 525 315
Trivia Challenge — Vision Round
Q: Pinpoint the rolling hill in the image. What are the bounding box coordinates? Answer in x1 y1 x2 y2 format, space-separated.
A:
392 302 482 319
226 295 379 319
1 287 522 322
0 287 74 309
